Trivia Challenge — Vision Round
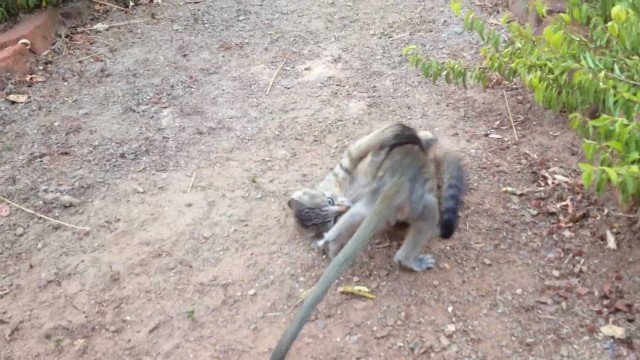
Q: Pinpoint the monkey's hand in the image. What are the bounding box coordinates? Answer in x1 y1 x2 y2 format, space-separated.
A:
314 233 341 258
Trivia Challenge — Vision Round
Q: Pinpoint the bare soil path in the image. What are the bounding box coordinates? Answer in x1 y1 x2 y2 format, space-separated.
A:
1 0 638 359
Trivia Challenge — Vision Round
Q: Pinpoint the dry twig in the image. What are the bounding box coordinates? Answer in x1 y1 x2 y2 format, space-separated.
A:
0 195 90 230
188 172 197 192
67 51 109 64
287 286 315 313
266 61 285 95
503 89 519 141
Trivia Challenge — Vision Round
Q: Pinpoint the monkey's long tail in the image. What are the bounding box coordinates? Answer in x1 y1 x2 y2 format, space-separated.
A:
439 153 465 239
270 180 403 360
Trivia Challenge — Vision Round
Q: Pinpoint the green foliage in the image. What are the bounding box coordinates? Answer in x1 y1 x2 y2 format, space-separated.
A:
404 0 640 205
0 0 60 23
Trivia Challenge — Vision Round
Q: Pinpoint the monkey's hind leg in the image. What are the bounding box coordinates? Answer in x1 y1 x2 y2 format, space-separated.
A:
315 200 370 258
393 195 439 272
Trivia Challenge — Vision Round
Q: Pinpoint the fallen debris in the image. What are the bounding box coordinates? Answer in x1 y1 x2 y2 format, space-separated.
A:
337 285 376 299
600 323 626 339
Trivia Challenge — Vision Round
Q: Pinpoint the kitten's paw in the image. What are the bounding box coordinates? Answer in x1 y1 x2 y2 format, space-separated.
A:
313 239 327 251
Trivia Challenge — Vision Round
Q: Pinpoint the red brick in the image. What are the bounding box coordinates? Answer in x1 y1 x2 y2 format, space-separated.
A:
0 40 35 76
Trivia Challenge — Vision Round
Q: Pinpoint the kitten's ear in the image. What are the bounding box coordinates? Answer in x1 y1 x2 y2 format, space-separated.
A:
288 198 303 210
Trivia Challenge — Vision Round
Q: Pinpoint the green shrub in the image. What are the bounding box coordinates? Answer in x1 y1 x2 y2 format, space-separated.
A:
404 0 640 206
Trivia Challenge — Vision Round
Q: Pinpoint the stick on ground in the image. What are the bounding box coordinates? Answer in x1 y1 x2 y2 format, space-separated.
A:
188 172 197 192
503 89 519 141
266 61 286 95
287 286 315 313
0 195 90 231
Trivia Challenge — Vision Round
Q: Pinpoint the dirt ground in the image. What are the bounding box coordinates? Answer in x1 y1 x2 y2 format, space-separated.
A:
1 0 639 359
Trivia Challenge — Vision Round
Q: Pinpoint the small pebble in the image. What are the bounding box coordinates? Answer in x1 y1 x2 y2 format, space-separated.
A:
15 227 25 236
552 270 560 277
482 258 492 266
374 328 391 339
409 339 422 353
202 231 213 239
248 289 257 296
60 195 81 207
439 334 450 347
444 324 456 336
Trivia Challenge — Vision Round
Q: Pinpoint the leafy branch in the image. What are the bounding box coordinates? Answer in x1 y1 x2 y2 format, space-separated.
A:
404 0 640 205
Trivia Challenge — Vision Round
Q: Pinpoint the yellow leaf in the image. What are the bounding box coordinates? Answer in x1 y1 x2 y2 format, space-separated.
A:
600 323 626 339
550 30 563 49
605 229 617 250
4 94 28 103
607 22 618 37
338 285 376 299
26 74 46 83
611 5 626 22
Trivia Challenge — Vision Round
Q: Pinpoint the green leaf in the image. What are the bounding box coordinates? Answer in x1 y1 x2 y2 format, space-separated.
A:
601 166 619 184
611 5 626 22
589 117 611 127
450 0 463 16
622 172 636 203
595 170 608 196
605 141 624 153
550 30 563 49
583 141 597 160
626 152 640 162
579 163 595 188
607 22 618 37
402 45 417 56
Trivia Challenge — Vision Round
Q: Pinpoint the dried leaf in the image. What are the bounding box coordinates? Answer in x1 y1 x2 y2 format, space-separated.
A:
338 285 376 299
0 203 9 217
606 229 617 250
603 282 613 299
535 296 553 305
600 324 626 339
70 33 92 44
614 272 623 281
575 286 589 297
554 174 571 182
501 187 525 196
4 94 28 103
614 301 630 313
25 74 45 83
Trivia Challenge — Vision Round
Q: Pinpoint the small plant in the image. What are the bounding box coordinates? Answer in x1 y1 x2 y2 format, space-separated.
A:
186 308 195 320
403 0 640 207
